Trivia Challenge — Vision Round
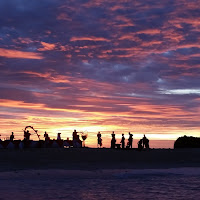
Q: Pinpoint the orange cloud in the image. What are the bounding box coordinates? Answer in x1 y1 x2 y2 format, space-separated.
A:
70 36 110 42
114 15 134 27
137 29 161 35
22 71 71 84
38 42 56 51
141 40 162 47
0 48 43 59
118 34 141 41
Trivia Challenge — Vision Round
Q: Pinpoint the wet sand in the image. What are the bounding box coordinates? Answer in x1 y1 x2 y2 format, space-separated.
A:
0 148 200 172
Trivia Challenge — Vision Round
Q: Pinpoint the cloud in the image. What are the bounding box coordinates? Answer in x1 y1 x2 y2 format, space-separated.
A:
57 13 72 21
0 48 44 59
0 0 200 144
38 42 56 51
70 36 110 42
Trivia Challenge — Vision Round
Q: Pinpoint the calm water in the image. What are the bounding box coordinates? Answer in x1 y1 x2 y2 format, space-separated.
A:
0 168 200 200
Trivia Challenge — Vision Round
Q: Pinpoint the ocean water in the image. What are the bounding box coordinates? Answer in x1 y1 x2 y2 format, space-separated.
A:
0 168 200 200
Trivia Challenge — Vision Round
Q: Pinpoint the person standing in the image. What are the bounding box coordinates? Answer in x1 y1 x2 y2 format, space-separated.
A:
142 134 147 148
143 134 149 149
111 131 116 149
10 132 14 142
121 133 125 149
128 132 133 148
24 130 31 141
97 132 102 148
44 131 50 147
44 131 50 141
23 130 31 148
72 129 80 148
57 133 61 140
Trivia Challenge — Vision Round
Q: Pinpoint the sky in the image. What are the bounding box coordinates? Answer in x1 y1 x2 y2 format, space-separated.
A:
0 0 200 148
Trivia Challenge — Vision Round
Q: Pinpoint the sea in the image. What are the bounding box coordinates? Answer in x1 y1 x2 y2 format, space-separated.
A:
0 168 200 199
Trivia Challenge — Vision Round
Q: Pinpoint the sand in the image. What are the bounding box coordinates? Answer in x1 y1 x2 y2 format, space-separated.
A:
0 148 200 200
0 148 200 172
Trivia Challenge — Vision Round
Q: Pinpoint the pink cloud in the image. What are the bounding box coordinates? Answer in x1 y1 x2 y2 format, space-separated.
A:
0 48 43 59
38 42 56 51
70 36 110 42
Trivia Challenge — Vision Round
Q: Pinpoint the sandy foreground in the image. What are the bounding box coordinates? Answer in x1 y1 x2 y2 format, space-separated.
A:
0 148 200 172
0 148 200 200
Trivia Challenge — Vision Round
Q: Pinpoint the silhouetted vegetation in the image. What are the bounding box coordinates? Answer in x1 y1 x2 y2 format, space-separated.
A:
174 136 200 148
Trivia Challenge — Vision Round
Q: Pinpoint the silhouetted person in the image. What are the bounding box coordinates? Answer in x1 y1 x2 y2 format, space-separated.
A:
121 133 125 149
142 134 147 148
24 130 30 141
97 132 102 148
111 131 116 149
128 132 133 148
23 130 31 148
44 131 50 141
10 132 14 142
145 138 149 149
73 130 78 141
73 130 80 147
138 139 143 151
143 134 149 149
44 131 50 147
57 133 61 140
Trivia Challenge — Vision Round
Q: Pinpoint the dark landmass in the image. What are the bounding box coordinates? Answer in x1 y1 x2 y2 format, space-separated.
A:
0 148 200 172
174 136 200 148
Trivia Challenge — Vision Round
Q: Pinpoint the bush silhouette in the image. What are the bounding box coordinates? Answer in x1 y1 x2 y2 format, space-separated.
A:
174 135 200 148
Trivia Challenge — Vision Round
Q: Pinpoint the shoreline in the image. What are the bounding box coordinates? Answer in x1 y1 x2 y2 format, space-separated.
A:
0 148 200 172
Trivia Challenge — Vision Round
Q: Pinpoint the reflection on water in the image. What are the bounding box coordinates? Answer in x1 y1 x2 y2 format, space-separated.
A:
0 168 200 200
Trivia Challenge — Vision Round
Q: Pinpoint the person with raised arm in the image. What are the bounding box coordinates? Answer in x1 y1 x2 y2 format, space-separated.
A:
128 132 133 148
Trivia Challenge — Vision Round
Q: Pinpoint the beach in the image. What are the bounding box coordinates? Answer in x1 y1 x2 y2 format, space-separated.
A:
0 148 200 171
0 148 200 200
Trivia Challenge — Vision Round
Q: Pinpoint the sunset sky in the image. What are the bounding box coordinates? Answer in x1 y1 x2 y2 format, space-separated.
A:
0 0 200 147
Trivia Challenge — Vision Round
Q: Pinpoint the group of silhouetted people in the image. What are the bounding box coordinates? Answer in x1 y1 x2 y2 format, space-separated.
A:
9 130 79 142
97 131 134 149
24 130 31 141
96 131 149 150
8 130 149 150
120 132 133 149
138 135 149 150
